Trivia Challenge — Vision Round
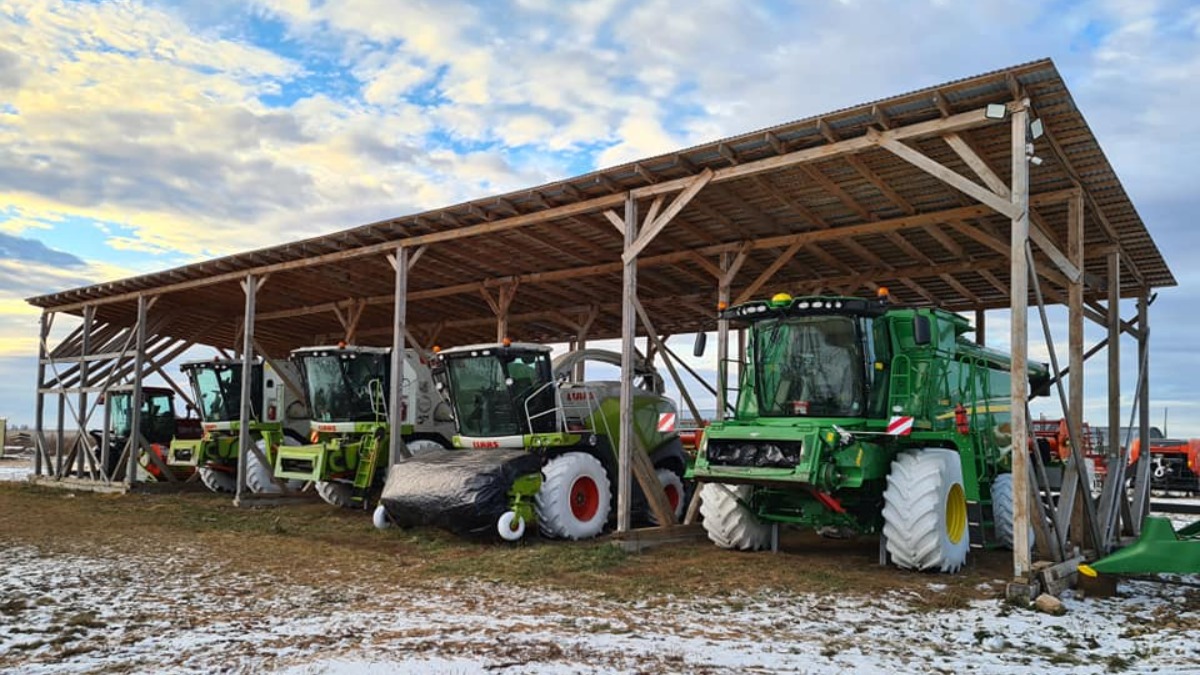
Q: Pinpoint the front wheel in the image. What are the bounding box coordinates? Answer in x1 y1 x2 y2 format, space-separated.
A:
882 449 969 573
372 504 392 530
198 467 236 494
698 483 771 551
536 452 611 540
497 511 526 541
315 480 354 508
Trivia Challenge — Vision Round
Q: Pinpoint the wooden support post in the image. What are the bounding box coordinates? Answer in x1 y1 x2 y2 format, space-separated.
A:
54 383 65 478
101 393 112 482
974 309 985 346
235 276 257 501
389 248 412 465
1068 194 1085 482
574 306 599 381
76 306 94 476
1106 251 1121 463
33 311 49 477
618 193 638 534
1009 106 1032 580
1067 193 1087 551
127 295 149 487
1133 290 1152 528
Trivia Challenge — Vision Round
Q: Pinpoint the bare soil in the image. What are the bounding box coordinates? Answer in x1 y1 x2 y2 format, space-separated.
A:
0 481 1012 605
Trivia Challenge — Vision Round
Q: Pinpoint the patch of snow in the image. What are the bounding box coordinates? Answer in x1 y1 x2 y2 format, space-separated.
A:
1 544 1198 674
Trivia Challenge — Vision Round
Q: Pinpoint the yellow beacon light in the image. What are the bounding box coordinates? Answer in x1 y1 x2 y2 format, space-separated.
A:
771 292 793 306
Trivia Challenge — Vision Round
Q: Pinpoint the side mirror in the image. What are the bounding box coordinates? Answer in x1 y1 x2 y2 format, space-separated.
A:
693 332 708 358
913 316 931 346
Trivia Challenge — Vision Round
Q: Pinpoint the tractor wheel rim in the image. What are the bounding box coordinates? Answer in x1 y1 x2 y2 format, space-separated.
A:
665 484 681 511
569 476 600 521
945 483 967 544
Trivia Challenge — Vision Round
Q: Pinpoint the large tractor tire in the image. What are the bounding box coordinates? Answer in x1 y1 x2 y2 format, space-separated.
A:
648 467 686 525
316 480 354 508
698 483 771 551
990 473 1035 551
536 452 611 540
198 467 236 494
405 438 445 456
246 438 304 495
992 473 1016 549
882 449 970 573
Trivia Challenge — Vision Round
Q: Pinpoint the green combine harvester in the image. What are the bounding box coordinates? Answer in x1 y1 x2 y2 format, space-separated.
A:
692 292 1047 572
374 342 688 540
272 345 455 509
166 358 309 494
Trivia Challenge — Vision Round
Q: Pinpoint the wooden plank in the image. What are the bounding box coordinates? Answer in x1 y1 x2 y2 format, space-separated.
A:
624 169 713 263
630 430 677 527
603 209 625 236
609 523 706 552
871 130 1019 219
734 242 804 304
632 297 701 424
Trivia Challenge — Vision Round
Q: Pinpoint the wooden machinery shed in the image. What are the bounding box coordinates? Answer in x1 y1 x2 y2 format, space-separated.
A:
26 58 1175 585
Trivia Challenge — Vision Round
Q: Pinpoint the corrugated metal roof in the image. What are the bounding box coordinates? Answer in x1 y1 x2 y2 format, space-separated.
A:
27 58 1174 357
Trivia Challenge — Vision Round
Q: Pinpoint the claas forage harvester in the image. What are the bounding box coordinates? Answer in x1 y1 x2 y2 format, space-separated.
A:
374 342 688 540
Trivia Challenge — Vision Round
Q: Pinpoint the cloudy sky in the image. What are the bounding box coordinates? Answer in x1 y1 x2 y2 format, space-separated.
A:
1 0 1197 437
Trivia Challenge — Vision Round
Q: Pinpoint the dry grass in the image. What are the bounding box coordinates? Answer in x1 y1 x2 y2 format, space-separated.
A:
0 482 1013 603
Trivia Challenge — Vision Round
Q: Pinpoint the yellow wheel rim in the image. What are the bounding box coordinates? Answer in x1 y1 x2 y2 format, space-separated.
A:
945 483 967 544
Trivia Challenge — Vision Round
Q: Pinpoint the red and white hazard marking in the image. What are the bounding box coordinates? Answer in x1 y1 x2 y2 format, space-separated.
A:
657 412 676 433
887 416 914 436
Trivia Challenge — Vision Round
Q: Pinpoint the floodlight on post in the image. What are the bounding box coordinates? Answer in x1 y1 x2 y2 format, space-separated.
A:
1029 118 1044 140
985 103 1008 120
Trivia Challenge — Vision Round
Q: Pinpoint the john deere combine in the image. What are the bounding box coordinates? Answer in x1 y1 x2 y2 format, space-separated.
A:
374 342 687 540
166 359 309 494
692 292 1047 572
272 345 455 508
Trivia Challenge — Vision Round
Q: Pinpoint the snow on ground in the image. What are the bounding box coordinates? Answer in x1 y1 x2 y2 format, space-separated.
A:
1 542 1198 674
0 455 32 482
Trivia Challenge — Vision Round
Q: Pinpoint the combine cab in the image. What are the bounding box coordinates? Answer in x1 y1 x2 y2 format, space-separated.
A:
374 343 688 540
94 386 202 481
166 359 309 494
691 292 1047 572
272 345 455 508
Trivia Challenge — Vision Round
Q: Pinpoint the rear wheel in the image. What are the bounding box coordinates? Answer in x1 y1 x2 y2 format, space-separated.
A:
199 467 235 494
648 467 686 525
536 452 611 540
316 480 354 508
882 449 969 573
698 483 771 551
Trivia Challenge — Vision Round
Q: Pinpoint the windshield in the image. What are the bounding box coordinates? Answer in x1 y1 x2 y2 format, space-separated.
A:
754 315 865 417
298 351 390 423
187 363 263 422
444 349 556 437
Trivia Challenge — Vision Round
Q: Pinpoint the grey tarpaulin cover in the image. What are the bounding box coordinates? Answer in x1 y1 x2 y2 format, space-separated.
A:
378 448 542 537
